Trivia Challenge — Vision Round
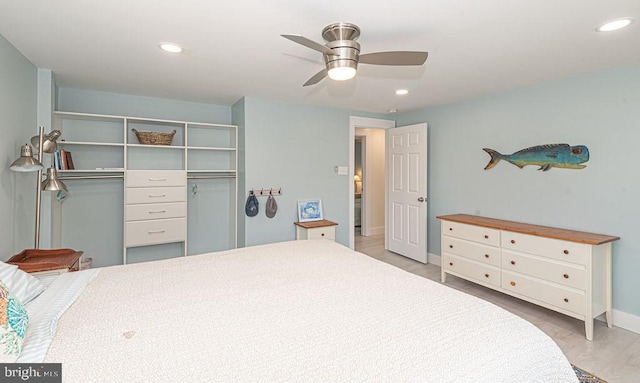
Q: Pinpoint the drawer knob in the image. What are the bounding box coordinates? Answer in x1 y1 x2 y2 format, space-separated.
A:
484 273 490 278
563 250 569 255
510 239 516 244
563 273 569 279
484 235 489 239
510 260 516 265
321 233 325 237
449 227 453 231
484 254 489 258
449 262 453 266
564 298 569 303
449 245 453 248
510 281 516 286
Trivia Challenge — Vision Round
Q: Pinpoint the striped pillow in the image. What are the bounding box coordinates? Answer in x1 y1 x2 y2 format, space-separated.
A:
0 261 44 305
0 280 29 362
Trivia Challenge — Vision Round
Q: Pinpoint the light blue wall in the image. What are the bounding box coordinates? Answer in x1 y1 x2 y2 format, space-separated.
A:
239 97 385 246
0 33 37 258
398 64 640 317
231 98 246 247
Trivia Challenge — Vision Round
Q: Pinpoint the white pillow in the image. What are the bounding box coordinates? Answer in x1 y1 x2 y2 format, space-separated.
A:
0 261 44 304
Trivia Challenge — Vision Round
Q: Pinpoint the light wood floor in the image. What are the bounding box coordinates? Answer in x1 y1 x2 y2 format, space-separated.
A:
354 230 640 383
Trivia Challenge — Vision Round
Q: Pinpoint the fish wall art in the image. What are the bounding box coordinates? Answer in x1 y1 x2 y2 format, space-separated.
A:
483 144 589 171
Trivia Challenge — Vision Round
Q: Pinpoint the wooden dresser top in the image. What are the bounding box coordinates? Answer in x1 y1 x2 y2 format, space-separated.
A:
437 214 620 245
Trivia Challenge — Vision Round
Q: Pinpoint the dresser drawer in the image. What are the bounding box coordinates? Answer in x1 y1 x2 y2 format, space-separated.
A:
126 170 186 187
305 226 336 240
502 270 585 316
441 221 500 247
125 218 186 247
501 231 589 265
443 254 500 287
126 202 186 222
126 186 186 204
442 236 500 266
501 250 586 290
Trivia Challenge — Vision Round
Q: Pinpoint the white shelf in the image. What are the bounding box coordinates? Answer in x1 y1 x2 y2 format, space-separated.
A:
187 146 236 151
60 141 125 147
187 170 236 173
127 144 185 149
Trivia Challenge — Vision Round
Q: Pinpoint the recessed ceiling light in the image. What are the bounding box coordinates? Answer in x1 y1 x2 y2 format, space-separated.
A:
596 18 634 32
395 89 409 95
387 109 398 113
159 43 184 53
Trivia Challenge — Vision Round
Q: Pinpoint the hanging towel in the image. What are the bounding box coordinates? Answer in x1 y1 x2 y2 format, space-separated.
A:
245 192 259 217
265 194 278 218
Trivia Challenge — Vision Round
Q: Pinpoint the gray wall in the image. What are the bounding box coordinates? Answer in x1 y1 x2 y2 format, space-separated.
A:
398 63 640 318
0 33 37 257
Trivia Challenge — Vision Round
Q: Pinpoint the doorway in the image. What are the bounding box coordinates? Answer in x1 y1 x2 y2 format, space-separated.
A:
348 117 395 249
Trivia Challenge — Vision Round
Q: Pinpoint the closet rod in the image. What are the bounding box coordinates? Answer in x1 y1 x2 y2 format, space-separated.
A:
187 175 236 179
58 175 124 180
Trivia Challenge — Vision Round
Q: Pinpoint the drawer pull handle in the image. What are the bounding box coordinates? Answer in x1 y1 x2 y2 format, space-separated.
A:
484 235 489 239
148 194 167 198
563 250 569 255
148 210 167 214
510 281 516 286
449 262 453 266
484 273 490 278
449 227 453 231
321 233 325 237
484 254 489 258
449 245 453 248
563 273 569 279
147 230 166 234
510 239 516 244
510 260 515 265
564 298 569 303
148 178 167 181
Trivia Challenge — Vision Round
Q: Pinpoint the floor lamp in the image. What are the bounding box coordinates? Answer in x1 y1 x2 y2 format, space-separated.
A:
10 126 67 249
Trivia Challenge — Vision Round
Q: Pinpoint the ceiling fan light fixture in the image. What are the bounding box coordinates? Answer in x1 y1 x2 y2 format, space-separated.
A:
596 18 634 32
328 66 357 81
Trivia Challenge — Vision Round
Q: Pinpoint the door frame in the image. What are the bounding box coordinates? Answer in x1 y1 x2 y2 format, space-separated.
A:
348 116 395 249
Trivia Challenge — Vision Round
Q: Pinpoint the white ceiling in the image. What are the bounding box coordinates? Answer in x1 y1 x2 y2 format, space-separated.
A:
0 1 638 114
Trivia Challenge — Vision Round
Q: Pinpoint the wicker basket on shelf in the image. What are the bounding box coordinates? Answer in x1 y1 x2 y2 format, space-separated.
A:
132 129 176 145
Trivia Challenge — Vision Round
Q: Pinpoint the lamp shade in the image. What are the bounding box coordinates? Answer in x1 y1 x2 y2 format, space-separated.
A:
41 167 67 192
10 144 44 172
30 130 61 153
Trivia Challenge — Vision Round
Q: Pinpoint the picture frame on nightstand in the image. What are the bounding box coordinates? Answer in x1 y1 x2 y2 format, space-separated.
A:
297 199 323 222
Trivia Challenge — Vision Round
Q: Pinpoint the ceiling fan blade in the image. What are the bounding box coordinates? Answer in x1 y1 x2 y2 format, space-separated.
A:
359 51 428 66
303 68 328 87
281 34 337 56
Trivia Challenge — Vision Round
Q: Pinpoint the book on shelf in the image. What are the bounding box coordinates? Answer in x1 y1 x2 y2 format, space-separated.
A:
55 150 75 170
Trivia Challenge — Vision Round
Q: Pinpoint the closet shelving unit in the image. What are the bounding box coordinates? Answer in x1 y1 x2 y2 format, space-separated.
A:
52 111 238 265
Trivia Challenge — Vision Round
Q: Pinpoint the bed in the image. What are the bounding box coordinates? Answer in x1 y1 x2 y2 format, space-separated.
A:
9 240 577 382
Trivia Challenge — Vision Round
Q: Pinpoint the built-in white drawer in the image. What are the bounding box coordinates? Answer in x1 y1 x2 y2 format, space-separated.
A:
441 221 500 247
501 231 589 265
442 236 500 266
501 250 586 290
443 253 500 287
126 170 186 188
502 270 585 316
126 186 186 204
125 202 186 222
125 218 186 247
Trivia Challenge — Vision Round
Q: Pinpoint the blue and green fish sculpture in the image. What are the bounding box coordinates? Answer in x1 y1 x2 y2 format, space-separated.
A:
483 144 589 171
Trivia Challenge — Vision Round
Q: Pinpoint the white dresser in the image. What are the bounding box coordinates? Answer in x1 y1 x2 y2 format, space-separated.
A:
438 214 619 340
124 170 187 263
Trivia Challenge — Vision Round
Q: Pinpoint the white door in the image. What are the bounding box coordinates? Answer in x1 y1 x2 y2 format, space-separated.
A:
386 123 428 263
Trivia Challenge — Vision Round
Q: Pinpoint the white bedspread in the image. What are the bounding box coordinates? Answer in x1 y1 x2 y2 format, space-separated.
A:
43 240 577 382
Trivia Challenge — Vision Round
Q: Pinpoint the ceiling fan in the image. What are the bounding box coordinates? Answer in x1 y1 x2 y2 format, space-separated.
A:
282 22 428 87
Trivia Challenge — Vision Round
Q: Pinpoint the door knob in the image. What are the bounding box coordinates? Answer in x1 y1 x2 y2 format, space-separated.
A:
417 197 425 202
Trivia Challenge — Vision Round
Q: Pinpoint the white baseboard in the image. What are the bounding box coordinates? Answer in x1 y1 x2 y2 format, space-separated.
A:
364 226 385 236
427 252 441 266
596 310 640 335
427 253 639 335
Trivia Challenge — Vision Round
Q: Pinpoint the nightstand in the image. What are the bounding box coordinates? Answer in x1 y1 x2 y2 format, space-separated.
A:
7 249 83 279
294 220 338 240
